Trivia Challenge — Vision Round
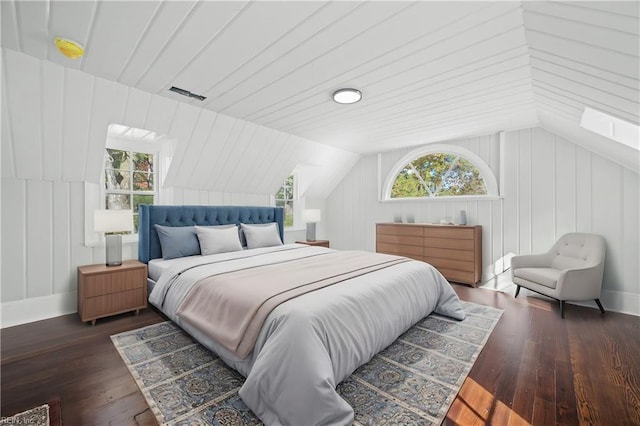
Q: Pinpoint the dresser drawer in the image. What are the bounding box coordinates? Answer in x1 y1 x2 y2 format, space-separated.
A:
85 288 146 317
424 237 474 250
425 227 474 240
424 247 474 262
377 233 424 247
377 224 424 237
84 268 146 297
425 257 476 273
377 242 423 257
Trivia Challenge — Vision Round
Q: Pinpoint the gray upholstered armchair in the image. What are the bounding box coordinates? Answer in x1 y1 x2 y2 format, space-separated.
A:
511 233 606 318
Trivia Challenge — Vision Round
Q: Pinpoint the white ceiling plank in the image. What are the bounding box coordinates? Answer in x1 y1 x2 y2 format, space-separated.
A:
1 1 20 52
145 95 179 136
531 68 639 115
529 56 639 97
203 118 248 191
532 80 639 124
247 4 523 123
216 122 260 192
4 50 42 180
173 109 219 188
163 102 202 188
62 68 94 182
251 132 292 194
229 3 522 121
201 1 360 109
118 1 198 87
525 31 639 80
47 0 97 66
524 2 640 35
15 0 49 59
215 1 413 115
269 53 531 134
255 29 528 127
524 9 639 56
136 1 248 94
82 1 162 81
235 127 280 192
574 1 639 18
189 113 237 189
41 60 65 181
123 88 152 130
85 78 129 183
174 1 326 96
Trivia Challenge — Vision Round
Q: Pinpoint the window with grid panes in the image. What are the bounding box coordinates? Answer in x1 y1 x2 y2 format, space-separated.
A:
104 149 156 232
274 175 295 227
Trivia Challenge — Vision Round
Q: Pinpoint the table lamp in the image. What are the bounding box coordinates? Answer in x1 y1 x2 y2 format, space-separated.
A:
94 209 133 266
302 209 321 242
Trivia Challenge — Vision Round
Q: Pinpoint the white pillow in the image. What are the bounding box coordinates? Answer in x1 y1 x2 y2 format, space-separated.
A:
241 223 283 249
195 225 242 255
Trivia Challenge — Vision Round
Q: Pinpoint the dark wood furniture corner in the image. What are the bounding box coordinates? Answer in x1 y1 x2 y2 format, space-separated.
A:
77 260 148 325
296 240 330 248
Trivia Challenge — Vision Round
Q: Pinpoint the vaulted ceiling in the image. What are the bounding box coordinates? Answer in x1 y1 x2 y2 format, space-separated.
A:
2 1 639 171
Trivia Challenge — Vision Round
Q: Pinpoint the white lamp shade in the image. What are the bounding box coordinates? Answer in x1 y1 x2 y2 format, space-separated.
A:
302 209 321 223
94 209 134 233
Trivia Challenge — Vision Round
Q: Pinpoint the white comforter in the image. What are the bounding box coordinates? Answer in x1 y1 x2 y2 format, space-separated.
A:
149 244 465 426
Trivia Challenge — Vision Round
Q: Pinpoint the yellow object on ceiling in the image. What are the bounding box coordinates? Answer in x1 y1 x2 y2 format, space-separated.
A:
54 37 84 59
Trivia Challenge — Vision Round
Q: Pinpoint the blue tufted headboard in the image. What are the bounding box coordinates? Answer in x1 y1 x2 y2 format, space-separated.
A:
138 205 284 263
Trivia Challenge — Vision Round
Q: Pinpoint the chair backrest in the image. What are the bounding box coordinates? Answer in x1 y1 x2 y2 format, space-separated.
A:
550 233 606 271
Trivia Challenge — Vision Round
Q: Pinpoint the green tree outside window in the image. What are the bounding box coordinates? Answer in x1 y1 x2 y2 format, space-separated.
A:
391 153 487 198
104 148 155 231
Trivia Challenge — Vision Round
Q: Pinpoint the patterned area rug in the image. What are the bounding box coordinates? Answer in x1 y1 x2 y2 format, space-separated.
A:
112 301 502 425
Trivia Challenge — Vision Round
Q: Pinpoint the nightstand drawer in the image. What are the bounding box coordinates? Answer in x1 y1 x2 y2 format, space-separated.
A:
85 288 146 317
84 268 146 297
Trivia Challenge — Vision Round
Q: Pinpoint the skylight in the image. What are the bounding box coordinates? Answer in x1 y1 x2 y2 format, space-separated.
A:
108 124 165 143
580 107 639 151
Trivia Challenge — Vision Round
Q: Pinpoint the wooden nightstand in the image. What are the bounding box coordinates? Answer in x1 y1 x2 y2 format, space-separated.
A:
77 260 148 325
296 240 330 248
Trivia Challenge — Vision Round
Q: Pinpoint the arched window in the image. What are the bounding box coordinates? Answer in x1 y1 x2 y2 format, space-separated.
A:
382 144 499 200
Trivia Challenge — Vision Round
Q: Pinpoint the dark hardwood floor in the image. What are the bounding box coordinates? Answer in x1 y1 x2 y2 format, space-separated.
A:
2 283 639 425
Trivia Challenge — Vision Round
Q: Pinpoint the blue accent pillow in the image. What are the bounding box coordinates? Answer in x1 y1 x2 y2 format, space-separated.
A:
154 225 200 259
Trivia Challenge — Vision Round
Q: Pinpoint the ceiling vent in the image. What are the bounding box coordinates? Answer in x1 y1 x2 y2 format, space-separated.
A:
169 86 206 101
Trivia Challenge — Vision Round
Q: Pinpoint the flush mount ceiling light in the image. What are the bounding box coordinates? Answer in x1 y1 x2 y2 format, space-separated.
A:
333 88 362 104
53 37 84 59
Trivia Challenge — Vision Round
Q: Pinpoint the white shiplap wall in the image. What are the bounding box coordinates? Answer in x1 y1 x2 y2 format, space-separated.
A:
325 128 640 316
0 48 359 327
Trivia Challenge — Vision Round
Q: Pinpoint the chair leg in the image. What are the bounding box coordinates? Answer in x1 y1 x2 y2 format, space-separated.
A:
595 299 605 314
515 285 520 298
560 300 565 319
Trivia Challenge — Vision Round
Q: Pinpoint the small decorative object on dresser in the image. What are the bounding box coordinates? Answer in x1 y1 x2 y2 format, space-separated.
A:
295 240 330 248
77 260 147 325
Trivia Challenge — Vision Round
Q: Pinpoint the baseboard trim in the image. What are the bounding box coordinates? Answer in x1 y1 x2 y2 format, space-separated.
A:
1 292 77 328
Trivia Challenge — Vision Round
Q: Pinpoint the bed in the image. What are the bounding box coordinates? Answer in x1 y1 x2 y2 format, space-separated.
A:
138 205 466 425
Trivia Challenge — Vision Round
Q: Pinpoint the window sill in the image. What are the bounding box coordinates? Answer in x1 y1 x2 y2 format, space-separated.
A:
284 227 306 233
379 195 502 203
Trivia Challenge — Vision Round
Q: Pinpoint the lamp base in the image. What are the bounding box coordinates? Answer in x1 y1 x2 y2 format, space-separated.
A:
105 234 123 266
306 223 316 242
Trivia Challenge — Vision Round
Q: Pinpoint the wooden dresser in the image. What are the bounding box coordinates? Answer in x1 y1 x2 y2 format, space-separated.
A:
376 223 482 286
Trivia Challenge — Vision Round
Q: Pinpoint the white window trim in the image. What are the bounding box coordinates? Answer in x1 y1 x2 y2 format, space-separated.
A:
380 144 500 202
